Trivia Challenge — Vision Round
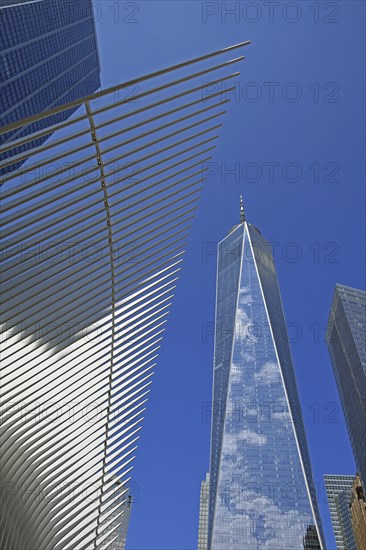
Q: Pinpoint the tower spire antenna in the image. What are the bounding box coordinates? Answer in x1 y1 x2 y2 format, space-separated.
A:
240 195 245 223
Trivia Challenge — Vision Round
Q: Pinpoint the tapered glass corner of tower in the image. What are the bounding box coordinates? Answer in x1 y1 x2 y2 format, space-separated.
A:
206 201 324 549
0 0 101 174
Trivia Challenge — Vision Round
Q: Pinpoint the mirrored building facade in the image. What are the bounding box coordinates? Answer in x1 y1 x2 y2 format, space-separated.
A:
0 0 101 174
198 473 210 550
327 285 366 492
207 211 323 548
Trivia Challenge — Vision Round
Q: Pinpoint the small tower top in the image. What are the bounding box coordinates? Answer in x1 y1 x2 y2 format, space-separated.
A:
240 195 245 223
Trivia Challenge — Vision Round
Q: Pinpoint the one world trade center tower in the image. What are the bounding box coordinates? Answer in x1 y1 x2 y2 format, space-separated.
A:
201 198 324 549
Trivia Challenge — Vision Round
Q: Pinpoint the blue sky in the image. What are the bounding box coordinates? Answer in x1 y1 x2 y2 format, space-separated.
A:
94 2 365 548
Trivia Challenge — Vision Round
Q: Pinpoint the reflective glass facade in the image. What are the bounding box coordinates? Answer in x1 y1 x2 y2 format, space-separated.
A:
208 221 323 549
198 474 210 550
0 0 100 174
324 474 356 549
327 285 366 490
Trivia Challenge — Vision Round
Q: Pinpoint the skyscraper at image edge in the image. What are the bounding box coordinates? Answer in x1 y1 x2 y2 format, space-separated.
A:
0 0 101 174
327 285 366 492
205 199 324 549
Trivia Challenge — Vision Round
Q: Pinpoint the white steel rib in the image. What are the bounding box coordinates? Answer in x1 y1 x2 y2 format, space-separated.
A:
0 41 250 550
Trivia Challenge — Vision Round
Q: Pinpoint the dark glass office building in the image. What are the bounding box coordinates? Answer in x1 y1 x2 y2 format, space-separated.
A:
206 204 324 548
0 0 100 174
327 285 366 491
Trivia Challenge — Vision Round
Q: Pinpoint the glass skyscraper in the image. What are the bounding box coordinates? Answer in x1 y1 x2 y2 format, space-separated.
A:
198 473 210 550
327 285 366 491
206 201 323 548
324 474 357 549
0 0 100 174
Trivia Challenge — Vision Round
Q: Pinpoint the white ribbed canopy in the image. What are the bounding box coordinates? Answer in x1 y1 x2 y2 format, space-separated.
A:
0 42 249 549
